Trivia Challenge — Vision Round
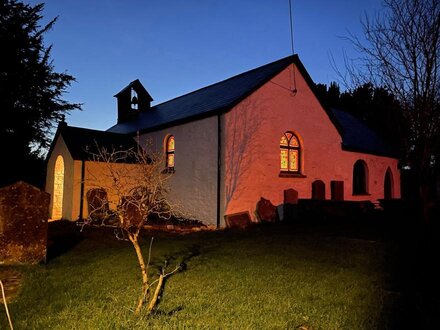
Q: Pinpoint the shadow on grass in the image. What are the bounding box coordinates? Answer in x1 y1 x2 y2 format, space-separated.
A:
276 203 439 329
148 244 201 316
43 205 440 327
46 221 84 262
341 203 440 330
151 306 184 317
385 203 440 329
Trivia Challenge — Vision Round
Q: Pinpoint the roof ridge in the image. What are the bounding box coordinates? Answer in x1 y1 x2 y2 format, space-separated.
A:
151 54 295 108
106 53 308 134
65 125 128 136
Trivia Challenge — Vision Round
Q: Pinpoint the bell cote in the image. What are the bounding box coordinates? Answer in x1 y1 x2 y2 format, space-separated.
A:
114 79 153 123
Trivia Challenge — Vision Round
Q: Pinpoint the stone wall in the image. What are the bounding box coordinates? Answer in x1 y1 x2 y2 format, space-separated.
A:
0 181 50 264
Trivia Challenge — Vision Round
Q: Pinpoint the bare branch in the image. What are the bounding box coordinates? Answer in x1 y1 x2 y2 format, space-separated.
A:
81 139 182 315
341 0 440 220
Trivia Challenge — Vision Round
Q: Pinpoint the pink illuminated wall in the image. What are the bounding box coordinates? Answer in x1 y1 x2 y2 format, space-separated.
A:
222 64 400 220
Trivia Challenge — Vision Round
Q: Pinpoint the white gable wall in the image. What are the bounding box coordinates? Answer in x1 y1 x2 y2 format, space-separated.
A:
221 64 400 219
45 135 82 220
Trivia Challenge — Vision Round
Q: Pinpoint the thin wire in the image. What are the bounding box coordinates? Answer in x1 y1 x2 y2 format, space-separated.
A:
269 0 297 94
269 80 294 92
288 0 297 94
288 0 295 55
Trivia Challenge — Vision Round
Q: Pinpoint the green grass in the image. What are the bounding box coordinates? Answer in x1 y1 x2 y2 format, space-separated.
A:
1 220 403 329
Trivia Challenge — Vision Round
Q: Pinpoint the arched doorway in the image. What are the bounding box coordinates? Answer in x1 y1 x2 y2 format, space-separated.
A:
384 168 393 199
52 155 64 220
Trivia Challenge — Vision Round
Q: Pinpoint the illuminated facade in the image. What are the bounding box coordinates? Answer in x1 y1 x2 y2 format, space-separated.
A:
46 55 401 226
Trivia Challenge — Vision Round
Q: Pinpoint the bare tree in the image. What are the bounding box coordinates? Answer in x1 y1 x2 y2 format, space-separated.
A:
346 0 440 217
84 143 181 315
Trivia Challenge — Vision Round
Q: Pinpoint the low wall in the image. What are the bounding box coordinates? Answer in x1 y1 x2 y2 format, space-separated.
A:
0 181 49 264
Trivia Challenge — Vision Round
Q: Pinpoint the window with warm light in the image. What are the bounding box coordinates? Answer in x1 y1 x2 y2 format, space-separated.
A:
52 155 64 220
165 135 175 172
280 131 301 174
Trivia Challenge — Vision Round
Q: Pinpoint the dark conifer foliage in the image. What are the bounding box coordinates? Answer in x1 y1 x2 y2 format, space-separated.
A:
0 0 81 187
315 82 404 153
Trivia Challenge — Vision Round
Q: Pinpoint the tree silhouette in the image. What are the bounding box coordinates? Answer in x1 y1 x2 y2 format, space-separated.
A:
344 0 440 215
0 1 81 187
315 82 404 152
351 0 440 219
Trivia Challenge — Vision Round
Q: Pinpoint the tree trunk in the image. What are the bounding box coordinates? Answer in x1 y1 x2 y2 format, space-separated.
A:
147 273 164 314
128 233 149 314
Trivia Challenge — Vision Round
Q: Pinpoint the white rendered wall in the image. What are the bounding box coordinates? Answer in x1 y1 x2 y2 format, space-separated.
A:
140 116 219 226
221 65 401 220
45 135 81 220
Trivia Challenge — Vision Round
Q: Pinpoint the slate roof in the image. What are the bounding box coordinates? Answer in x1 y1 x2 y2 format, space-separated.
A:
329 108 398 158
105 54 398 159
107 55 298 134
48 123 139 161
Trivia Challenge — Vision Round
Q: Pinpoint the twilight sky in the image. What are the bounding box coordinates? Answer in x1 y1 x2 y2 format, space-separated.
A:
27 0 383 131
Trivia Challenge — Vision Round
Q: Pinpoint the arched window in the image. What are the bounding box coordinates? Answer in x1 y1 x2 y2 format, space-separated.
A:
384 168 393 199
280 131 301 173
165 135 175 172
52 155 64 220
353 160 368 195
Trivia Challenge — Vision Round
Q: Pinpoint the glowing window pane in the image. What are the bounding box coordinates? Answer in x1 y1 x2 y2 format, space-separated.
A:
289 136 299 147
167 154 175 168
289 150 298 171
52 155 64 220
280 149 288 170
167 136 175 152
280 131 302 174
280 135 288 146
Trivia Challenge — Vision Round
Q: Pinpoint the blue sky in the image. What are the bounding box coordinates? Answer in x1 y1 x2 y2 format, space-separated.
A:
27 0 383 131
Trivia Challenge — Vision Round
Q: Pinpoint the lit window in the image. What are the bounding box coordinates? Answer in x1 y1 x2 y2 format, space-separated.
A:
165 135 175 172
52 155 64 220
280 131 301 173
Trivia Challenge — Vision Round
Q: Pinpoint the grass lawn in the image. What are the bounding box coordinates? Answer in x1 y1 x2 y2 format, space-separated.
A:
0 215 435 329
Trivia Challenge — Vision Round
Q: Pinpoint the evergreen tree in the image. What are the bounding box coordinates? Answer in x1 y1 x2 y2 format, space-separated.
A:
0 0 81 187
315 82 404 152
